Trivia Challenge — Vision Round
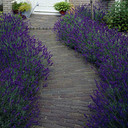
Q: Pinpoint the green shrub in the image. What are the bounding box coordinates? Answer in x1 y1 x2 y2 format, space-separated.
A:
103 1 128 32
12 1 23 11
0 11 3 21
18 2 31 12
54 2 71 12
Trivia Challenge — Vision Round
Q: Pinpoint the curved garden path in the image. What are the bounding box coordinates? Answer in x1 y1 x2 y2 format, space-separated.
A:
29 14 99 128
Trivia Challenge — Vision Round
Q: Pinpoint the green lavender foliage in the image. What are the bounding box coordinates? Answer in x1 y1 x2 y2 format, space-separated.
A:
0 13 53 127
54 3 128 128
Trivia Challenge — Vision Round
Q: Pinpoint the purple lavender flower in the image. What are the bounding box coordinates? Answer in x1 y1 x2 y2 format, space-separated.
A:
0 13 53 127
53 2 128 127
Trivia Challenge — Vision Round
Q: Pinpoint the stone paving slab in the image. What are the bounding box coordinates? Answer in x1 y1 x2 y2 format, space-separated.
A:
26 14 61 29
28 15 99 128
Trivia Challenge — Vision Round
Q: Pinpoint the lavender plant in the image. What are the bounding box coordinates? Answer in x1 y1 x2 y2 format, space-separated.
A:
76 1 107 24
54 13 84 49
85 44 128 127
0 67 40 128
0 13 29 37
0 13 53 127
54 3 128 128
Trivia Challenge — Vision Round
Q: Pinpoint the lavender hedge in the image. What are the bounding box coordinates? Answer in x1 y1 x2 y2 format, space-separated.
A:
0 13 53 127
53 3 128 128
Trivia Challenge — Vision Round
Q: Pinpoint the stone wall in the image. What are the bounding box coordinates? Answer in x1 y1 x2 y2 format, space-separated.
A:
3 0 12 13
70 0 115 10
70 0 90 6
0 0 3 5
108 0 115 10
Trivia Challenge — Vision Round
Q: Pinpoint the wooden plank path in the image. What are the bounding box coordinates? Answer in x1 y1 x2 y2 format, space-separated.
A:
29 15 99 128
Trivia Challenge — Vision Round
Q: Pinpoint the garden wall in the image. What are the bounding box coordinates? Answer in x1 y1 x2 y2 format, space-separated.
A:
70 0 116 10
105 0 115 10
101 0 116 10
3 0 12 13
0 0 3 5
70 0 91 6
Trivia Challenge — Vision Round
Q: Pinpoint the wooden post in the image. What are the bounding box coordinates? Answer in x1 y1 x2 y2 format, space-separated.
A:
3 0 12 14
90 0 94 20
